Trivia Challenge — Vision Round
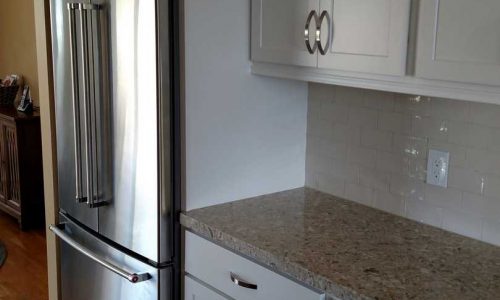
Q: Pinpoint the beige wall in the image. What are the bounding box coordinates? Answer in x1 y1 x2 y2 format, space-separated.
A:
0 0 39 105
307 83 500 246
34 0 59 299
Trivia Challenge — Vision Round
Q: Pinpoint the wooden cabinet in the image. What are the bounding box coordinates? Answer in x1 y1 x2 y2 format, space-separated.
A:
185 232 325 300
251 0 411 75
251 0 318 67
0 107 44 230
317 0 411 75
416 0 500 85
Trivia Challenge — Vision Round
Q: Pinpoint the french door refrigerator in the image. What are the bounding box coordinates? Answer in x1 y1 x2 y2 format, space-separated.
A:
48 0 181 299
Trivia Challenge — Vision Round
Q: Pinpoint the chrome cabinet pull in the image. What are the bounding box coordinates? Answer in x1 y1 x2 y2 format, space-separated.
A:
67 3 85 203
50 223 151 283
304 10 318 54
317 10 331 55
230 272 258 290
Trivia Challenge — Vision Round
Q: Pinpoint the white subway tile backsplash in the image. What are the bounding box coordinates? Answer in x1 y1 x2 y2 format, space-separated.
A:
429 98 470 122
448 167 486 195
348 107 378 128
481 219 500 245
406 199 443 228
309 171 346 198
306 84 500 247
442 209 482 239
373 190 405 215
448 122 494 149
378 112 412 134
481 196 500 221
469 102 500 128
466 149 500 175
359 167 390 191
348 145 377 168
345 183 374 206
412 116 449 141
424 185 462 209
428 140 467 167
361 128 393 151
393 134 428 159
376 151 410 175
389 175 426 203
320 102 350 124
461 192 486 216
363 90 395 111
394 94 432 116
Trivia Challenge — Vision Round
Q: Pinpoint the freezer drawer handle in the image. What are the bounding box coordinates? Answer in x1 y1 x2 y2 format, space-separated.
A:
230 272 258 290
49 224 151 284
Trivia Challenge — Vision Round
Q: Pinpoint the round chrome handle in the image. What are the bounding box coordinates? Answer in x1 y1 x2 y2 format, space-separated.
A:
230 272 258 290
316 10 331 55
304 10 318 54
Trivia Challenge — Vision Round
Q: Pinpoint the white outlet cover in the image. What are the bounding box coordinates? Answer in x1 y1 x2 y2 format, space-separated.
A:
426 149 450 188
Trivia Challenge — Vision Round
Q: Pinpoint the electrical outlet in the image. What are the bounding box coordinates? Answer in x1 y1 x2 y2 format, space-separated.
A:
426 149 450 188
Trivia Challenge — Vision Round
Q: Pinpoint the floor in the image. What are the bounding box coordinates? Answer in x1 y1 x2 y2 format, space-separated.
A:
0 211 48 300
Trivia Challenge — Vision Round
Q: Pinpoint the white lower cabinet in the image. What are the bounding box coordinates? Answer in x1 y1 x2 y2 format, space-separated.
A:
185 275 228 300
185 232 325 300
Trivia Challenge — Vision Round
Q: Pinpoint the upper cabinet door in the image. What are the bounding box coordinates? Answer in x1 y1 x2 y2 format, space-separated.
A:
251 0 319 67
416 0 500 86
317 0 411 75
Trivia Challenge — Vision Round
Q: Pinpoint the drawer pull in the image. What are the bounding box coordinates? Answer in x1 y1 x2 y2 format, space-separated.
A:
230 272 258 290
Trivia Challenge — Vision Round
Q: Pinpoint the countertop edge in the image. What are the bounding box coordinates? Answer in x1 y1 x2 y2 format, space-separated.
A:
180 212 371 300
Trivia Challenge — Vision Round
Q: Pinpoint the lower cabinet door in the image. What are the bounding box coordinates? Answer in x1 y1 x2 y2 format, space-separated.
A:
185 275 228 300
185 232 325 300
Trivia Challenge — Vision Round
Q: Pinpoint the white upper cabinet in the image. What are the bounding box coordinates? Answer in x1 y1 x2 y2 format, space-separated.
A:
416 0 500 85
251 0 318 67
317 0 411 75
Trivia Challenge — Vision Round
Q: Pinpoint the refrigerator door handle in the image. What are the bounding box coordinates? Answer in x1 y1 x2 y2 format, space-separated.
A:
50 223 152 283
78 4 95 208
67 3 85 203
72 3 108 208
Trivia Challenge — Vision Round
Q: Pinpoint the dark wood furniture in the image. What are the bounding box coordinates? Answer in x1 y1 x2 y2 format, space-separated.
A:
0 107 44 229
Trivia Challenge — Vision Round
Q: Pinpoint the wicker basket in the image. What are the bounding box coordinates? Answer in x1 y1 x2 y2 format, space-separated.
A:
0 85 19 106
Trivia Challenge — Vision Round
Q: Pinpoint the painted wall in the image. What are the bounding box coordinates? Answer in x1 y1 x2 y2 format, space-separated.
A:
306 83 500 246
184 0 308 210
0 0 39 105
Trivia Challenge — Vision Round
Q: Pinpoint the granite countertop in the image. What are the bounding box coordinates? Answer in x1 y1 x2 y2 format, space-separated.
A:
180 187 500 300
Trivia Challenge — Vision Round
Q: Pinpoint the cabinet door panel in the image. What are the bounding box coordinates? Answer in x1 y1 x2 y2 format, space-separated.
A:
4 124 20 210
318 0 410 75
416 0 500 85
251 0 318 67
0 124 6 203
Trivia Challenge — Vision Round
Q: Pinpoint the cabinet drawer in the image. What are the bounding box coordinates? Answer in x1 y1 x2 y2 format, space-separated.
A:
185 232 325 300
185 275 229 300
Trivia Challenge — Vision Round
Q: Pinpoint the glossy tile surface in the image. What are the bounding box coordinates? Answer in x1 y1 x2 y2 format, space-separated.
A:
306 84 500 244
182 188 500 300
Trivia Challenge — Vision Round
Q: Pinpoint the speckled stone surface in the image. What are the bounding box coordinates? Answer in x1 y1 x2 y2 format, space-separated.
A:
181 188 500 300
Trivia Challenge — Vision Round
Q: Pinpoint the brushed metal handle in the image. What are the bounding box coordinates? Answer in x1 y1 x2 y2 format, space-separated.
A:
304 10 318 54
67 3 85 203
230 272 258 290
78 3 95 208
317 10 331 55
50 223 151 283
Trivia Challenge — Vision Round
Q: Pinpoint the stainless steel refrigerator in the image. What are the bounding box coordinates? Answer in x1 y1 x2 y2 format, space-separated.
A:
48 0 181 299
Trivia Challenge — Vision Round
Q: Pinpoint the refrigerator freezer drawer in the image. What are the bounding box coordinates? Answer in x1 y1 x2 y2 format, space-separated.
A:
55 215 171 300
